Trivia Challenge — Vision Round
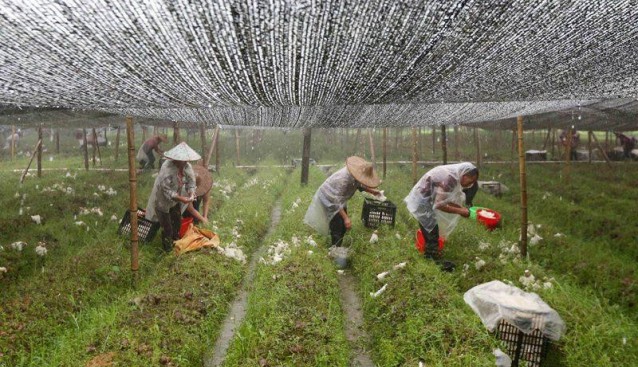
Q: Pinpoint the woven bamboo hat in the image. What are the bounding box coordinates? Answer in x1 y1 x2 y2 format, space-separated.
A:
163 142 201 161
193 164 213 197
345 156 380 188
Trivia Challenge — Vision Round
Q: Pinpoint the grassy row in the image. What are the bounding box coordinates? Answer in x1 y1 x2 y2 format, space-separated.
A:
221 167 350 366
0 166 249 365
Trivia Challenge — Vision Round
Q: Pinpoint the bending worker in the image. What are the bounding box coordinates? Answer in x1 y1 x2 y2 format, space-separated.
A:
405 162 479 261
182 164 213 225
145 142 199 252
304 156 382 247
137 134 168 169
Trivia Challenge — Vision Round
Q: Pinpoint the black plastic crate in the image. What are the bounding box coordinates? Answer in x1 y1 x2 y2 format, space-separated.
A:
361 198 396 228
117 208 160 243
495 319 550 367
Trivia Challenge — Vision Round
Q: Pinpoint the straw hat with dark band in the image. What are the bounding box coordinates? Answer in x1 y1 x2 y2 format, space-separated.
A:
192 165 213 197
163 142 201 161
345 156 380 188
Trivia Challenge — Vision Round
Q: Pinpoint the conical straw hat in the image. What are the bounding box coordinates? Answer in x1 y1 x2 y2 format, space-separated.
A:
193 164 213 197
345 156 380 188
163 142 201 162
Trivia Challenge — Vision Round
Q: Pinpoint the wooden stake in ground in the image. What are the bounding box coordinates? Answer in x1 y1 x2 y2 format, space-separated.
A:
454 125 459 161
55 129 60 154
368 129 376 166
115 126 121 161
382 127 387 179
588 131 593 164
412 127 418 185
517 116 528 258
126 116 140 279
37 126 42 178
235 129 241 166
91 128 97 167
474 127 481 168
82 128 89 171
20 139 42 184
441 125 448 165
301 128 312 185
204 125 220 167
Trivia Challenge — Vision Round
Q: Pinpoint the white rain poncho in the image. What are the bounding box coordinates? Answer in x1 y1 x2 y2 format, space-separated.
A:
145 160 196 222
304 167 360 236
404 162 476 238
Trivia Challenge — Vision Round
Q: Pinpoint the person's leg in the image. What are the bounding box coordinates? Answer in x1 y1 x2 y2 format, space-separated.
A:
169 205 182 241
146 149 155 168
329 211 347 247
420 223 440 259
157 210 175 252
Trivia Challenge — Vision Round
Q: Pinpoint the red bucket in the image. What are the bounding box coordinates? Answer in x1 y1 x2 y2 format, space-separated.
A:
415 229 445 254
476 209 501 231
179 217 194 238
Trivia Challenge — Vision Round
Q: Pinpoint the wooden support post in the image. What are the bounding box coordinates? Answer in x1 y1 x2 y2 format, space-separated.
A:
20 139 42 184
587 130 594 164
126 116 139 280
200 124 207 160
564 127 573 183
441 125 448 165
55 129 60 154
215 128 220 172
394 128 399 151
93 128 102 166
92 128 97 167
82 128 89 171
551 129 556 159
590 132 611 166
412 127 418 185
542 127 551 150
475 127 481 168
354 128 361 156
11 125 16 160
204 125 220 167
301 128 311 185
517 116 528 258
115 126 121 161
234 129 241 166
368 129 376 166
382 127 387 179
454 125 459 161
37 126 42 178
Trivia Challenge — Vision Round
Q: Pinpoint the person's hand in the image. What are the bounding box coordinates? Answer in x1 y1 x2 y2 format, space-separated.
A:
200 217 209 224
462 207 471 218
344 216 352 230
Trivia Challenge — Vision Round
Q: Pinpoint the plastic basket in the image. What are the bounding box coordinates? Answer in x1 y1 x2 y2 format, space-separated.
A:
495 320 550 367
361 198 396 228
117 208 160 243
476 208 501 231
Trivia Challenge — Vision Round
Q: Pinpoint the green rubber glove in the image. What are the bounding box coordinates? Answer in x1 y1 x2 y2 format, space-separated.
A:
469 206 483 220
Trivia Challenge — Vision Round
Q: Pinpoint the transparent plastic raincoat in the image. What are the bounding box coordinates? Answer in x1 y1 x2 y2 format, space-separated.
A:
145 160 196 222
304 167 360 236
404 162 476 238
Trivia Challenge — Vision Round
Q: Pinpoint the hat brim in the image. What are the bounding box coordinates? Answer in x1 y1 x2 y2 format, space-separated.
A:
346 156 380 188
193 165 213 197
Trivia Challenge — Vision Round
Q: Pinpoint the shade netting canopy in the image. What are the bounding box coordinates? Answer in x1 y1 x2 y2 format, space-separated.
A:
1 1 637 128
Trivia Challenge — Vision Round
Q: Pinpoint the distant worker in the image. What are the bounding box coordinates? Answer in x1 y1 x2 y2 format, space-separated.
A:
614 132 637 159
145 142 199 252
304 156 383 247
404 163 479 265
559 128 580 161
2 129 21 150
137 134 168 169
182 164 213 225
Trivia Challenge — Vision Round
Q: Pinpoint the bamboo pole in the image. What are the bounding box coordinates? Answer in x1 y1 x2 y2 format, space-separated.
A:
412 127 418 185
517 116 528 258
368 129 376 166
354 128 361 156
11 125 16 160
564 127 573 183
91 128 97 167
475 127 481 168
173 123 180 144
587 130 594 164
93 128 102 166
204 125 220 167
37 126 42 178
235 129 241 166
301 128 312 185
590 132 612 166
551 129 556 159
441 125 448 165
82 128 89 171
454 125 459 161
215 128 220 172
115 126 121 161
126 116 139 279
382 127 387 179
20 139 42 184
55 129 60 154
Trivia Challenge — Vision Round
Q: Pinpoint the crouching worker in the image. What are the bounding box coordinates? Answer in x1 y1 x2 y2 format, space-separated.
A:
304 156 382 247
182 164 213 225
404 162 479 265
145 142 199 252
137 134 168 169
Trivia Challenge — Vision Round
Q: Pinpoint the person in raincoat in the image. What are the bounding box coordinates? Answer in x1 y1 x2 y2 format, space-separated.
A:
181 164 213 225
304 156 383 246
404 162 479 261
137 134 168 169
145 142 199 252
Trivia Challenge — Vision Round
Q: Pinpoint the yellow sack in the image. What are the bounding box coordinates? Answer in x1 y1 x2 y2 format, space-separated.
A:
173 223 221 255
